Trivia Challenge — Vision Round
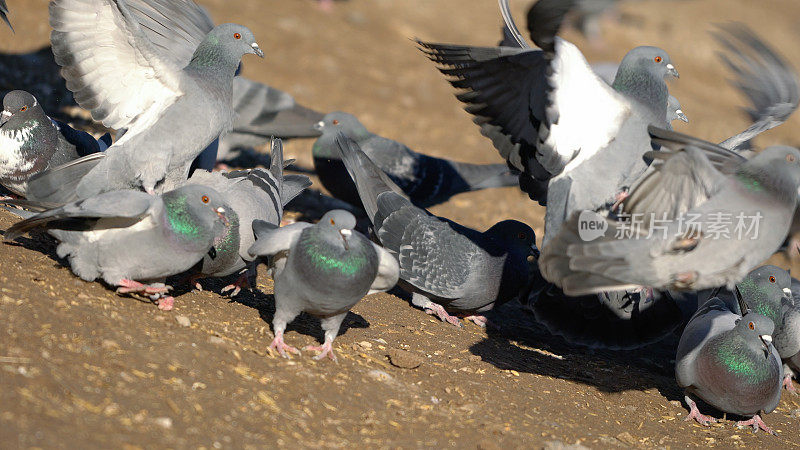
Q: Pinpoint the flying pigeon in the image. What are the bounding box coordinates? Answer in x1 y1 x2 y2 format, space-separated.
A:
312 112 519 208
335 134 538 327
248 210 399 361
4 184 234 311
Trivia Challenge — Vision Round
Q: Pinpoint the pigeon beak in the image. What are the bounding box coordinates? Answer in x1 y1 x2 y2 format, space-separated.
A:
784 287 793 298
313 120 325 131
340 228 352 249
676 109 688 123
0 110 10 127
666 64 679 79
215 206 230 226
251 43 264 58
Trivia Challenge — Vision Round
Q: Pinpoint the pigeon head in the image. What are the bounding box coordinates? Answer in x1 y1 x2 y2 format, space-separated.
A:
619 46 678 80
190 24 263 72
314 112 369 138
1 90 42 127
484 220 539 258
736 265 791 323
161 184 234 250
734 313 776 357
667 95 688 123
739 146 800 203
320 209 357 246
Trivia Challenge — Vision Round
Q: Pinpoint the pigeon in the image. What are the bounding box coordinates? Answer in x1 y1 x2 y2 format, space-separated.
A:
714 23 800 152
676 296 781 434
312 112 519 208
120 0 323 168
540 127 800 295
335 134 538 327
0 0 10 32
667 95 688 126
727 265 800 393
419 0 679 243
186 139 311 295
4 184 234 311
248 210 399 361
0 90 109 197
25 0 264 203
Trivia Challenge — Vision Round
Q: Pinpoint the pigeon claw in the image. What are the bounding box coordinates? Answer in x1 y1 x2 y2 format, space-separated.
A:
684 397 717 426
424 303 462 327
157 296 175 311
269 335 300 359
304 343 337 362
736 415 776 435
116 279 171 295
221 272 251 297
783 373 798 395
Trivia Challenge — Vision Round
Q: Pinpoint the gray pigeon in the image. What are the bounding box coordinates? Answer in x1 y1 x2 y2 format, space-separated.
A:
335 134 538 327
186 139 311 295
782 278 800 389
667 95 688 126
248 210 399 361
714 23 800 151
0 0 10 31
540 127 800 295
4 184 234 311
0 90 109 197
121 0 323 168
25 0 264 203
420 0 679 243
312 112 519 208
676 297 781 434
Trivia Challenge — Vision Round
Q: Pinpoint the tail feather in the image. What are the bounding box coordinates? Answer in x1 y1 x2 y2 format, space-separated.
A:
26 153 105 203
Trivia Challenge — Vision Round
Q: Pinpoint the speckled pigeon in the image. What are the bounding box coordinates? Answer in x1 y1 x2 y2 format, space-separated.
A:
4 184 233 311
0 90 109 197
676 296 781 434
312 112 518 208
335 134 538 328
248 210 399 361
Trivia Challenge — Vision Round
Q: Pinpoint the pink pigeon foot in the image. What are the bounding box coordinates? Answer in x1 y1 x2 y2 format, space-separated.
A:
304 342 337 362
611 189 629 212
736 415 776 435
157 296 175 311
116 279 171 295
684 396 717 426
221 273 251 297
269 332 300 358
783 372 798 394
425 303 462 327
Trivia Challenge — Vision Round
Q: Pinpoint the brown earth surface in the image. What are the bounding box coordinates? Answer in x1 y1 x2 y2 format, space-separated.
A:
2 0 800 448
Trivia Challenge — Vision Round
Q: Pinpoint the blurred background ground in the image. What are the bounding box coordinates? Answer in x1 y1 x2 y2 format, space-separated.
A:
1 0 800 448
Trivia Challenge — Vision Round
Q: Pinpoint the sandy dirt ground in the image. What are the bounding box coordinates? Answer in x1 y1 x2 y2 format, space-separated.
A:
2 0 800 448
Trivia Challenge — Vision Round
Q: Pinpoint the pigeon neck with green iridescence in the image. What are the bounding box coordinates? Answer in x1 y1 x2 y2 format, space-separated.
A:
709 330 774 384
737 277 782 324
298 226 377 281
187 35 242 82
202 209 241 275
736 160 799 205
161 193 219 252
612 67 668 122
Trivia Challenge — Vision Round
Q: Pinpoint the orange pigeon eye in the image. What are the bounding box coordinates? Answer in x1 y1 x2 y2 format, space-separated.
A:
330 219 335 225
748 321 755 330
234 33 242 40
787 154 796 163
332 119 340 125
654 56 662 63
19 106 27 112
769 276 776 283
201 195 209 204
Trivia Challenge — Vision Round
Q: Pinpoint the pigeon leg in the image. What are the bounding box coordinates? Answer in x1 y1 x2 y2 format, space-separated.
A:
736 415 776 435
783 367 798 394
183 273 204 291
304 313 346 362
683 395 717 426
269 306 301 358
412 293 462 327
157 296 175 311
221 271 252 297
611 188 629 212
116 279 171 295
464 315 489 328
